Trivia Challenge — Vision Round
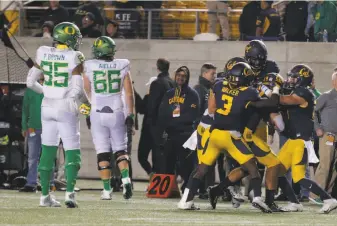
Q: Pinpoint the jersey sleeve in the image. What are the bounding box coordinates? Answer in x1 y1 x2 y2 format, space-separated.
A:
35 46 44 66
212 80 223 94
74 51 85 65
120 59 131 76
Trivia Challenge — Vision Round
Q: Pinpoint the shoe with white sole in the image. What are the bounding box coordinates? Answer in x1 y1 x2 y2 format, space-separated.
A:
319 199 337 214
252 197 272 213
228 186 245 203
177 200 200 210
65 192 78 208
122 178 133 200
280 202 304 212
101 189 112 200
39 194 61 207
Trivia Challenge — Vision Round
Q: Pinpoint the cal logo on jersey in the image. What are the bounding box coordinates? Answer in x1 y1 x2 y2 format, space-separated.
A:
169 96 185 104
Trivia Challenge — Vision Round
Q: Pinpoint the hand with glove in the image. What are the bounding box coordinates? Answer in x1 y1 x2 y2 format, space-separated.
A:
79 103 91 116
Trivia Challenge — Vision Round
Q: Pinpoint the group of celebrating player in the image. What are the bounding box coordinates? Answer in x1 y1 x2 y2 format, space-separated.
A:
24 20 337 214
26 22 134 208
177 38 337 214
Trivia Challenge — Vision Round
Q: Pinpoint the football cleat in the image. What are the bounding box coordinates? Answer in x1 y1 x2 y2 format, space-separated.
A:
207 186 219 209
122 178 133 200
228 186 245 203
280 202 304 212
39 194 61 207
177 200 200 210
252 197 272 213
65 192 78 208
267 202 284 212
319 199 337 214
101 189 112 200
232 198 241 208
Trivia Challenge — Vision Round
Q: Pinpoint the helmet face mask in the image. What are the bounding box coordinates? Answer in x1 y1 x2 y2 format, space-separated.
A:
227 62 253 87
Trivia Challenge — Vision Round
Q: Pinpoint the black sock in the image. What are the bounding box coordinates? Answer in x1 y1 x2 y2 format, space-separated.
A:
265 189 275 205
298 178 331 201
209 177 233 196
251 177 262 197
278 176 299 204
186 177 202 202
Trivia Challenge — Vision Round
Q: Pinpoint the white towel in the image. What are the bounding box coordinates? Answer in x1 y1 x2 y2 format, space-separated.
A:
305 140 319 164
183 130 198 150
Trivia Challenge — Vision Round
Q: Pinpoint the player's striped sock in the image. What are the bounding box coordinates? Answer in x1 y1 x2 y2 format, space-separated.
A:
103 179 111 191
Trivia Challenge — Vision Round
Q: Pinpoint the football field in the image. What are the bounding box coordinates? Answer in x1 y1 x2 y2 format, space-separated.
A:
1 180 337 226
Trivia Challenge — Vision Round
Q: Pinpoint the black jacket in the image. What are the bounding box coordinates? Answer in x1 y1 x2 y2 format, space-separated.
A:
73 2 104 27
157 86 200 138
146 72 175 126
81 25 102 38
40 6 69 26
239 1 261 40
194 76 212 119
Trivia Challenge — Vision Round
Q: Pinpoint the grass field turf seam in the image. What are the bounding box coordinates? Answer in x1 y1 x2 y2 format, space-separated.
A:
1 182 337 226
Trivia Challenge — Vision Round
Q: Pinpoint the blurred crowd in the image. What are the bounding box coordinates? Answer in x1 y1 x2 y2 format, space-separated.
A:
26 0 337 42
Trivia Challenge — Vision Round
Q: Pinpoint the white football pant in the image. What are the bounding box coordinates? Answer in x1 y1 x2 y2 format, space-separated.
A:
90 110 127 154
41 98 80 150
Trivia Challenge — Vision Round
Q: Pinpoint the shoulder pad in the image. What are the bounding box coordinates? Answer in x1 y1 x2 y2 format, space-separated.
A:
294 87 313 100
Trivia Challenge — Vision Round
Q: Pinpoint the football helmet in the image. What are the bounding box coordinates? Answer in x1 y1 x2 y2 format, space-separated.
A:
53 22 82 50
244 40 268 72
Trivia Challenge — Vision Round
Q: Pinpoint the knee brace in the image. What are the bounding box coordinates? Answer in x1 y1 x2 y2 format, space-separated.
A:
114 150 130 165
97 152 112 171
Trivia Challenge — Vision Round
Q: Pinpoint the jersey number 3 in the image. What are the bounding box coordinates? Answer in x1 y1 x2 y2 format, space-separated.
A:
217 94 233 115
93 70 121 94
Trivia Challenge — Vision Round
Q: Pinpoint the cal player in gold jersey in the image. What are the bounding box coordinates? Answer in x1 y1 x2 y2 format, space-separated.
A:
178 62 279 213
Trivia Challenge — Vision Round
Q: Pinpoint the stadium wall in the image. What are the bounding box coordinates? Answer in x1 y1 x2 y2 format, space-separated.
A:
7 38 337 180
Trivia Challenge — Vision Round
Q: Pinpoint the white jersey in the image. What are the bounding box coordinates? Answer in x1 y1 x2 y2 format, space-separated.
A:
36 46 84 99
84 58 130 112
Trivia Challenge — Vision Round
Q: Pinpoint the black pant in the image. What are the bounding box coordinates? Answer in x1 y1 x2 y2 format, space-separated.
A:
160 133 196 190
137 124 154 175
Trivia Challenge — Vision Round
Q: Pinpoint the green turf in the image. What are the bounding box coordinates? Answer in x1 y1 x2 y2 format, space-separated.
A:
1 181 337 225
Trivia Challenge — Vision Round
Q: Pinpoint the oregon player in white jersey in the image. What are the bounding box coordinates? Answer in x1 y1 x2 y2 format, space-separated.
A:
26 22 84 208
80 36 134 200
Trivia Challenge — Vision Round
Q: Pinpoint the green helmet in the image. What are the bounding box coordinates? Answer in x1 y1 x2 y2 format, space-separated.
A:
92 36 116 59
53 22 82 50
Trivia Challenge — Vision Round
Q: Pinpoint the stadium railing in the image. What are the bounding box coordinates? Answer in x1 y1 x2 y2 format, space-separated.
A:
19 6 243 40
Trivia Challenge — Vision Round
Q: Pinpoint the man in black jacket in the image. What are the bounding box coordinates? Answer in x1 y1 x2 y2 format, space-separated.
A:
193 63 216 199
147 58 175 173
156 66 200 191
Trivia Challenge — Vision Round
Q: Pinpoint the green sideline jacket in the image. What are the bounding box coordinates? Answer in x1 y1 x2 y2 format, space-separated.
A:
21 88 43 131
